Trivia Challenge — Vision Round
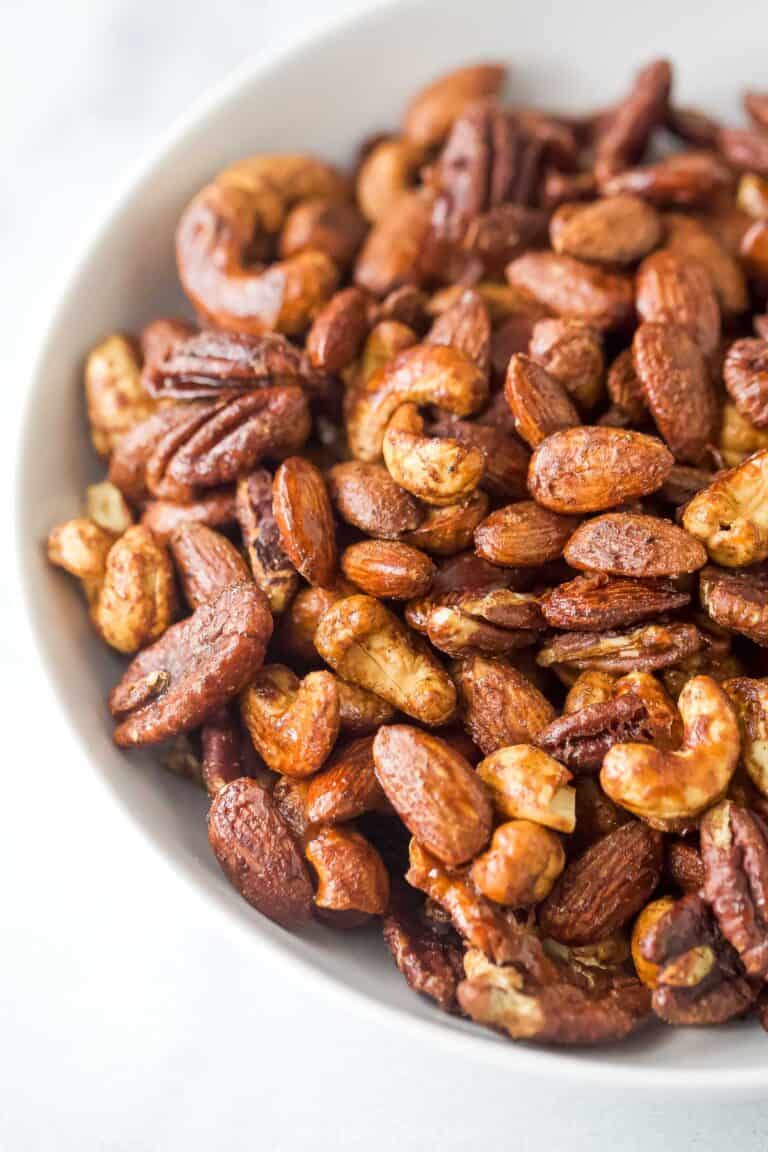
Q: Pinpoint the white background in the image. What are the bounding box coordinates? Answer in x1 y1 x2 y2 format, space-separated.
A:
3 1 768 1148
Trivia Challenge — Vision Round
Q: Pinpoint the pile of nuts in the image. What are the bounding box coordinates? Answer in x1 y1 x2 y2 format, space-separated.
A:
47 58 768 1045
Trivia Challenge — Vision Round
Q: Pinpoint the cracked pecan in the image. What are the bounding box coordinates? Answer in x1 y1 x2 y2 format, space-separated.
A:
701 800 768 979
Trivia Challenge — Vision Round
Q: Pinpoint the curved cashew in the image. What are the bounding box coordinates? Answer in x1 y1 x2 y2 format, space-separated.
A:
476 746 576 833
347 343 488 462
683 448 768 567
85 334 157 458
356 137 422 222
600 675 740 829
176 176 339 335
241 663 340 777
383 402 485 506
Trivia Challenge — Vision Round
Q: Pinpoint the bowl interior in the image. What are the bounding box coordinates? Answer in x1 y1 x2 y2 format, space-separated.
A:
19 0 768 1087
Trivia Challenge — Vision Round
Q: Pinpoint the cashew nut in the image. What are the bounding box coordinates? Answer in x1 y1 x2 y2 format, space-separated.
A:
346 343 488 462
476 746 576 833
383 402 485 506
601 675 740 829
241 663 340 778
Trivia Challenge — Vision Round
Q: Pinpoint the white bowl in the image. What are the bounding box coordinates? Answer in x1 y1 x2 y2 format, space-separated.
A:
18 0 768 1093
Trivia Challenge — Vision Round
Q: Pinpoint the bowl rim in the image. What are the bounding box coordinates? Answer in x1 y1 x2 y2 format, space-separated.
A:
16 0 768 1093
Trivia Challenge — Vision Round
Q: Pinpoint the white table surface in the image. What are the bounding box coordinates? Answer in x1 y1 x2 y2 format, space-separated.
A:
3 2 768 1148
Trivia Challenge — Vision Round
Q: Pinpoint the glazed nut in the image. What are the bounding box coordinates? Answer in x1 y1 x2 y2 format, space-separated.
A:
542 573 690 631
240 664 340 778
279 197 366 269
328 460 422 540
141 489 238 542
454 654 555 755
340 539 435 600
538 621 702 676
382 889 464 1011
528 318 605 411
700 566 768 646
425 288 491 377
528 427 674 514
85 482 134 535
305 826 390 917
347 343 488 462
683 448 768 567
235 470 298 614
718 402 768 468
701 800 768 978
273 456 337 587
276 580 355 665
470 820 565 907
305 735 387 824
605 347 646 422
85 334 156 458
94 526 176 654
539 821 663 945
373 725 492 865
549 194 662 266
723 338 768 429
402 62 506 148
383 402 485 506
314 594 456 726
724 678 768 797
305 286 370 374
630 896 677 988
47 517 114 592
632 322 717 464
110 583 273 746
336 678 396 733
663 212 748 316
635 249 721 359
600 675 740 829
169 522 250 610
208 777 314 928
563 513 707 578
503 354 580 449
474 500 578 567
356 136 422 222
505 251 635 331
565 671 617 714
353 189 432 298
476 745 576 833
400 490 489 556
423 594 541 659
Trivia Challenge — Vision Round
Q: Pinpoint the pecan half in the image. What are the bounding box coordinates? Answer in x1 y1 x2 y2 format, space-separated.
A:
382 885 464 1011
700 565 768 645
723 339 768 429
538 621 702 675
235 470 298 614
701 800 768 979
145 330 304 399
109 583 272 746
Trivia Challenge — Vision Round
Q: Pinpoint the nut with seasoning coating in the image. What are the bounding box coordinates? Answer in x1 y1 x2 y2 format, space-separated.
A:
315 595 456 725
208 777 314 927
110 583 273 746
528 427 674 514
701 800 768 978
85 334 157 458
327 460 423 539
454 655 555 755
373 725 492 866
601 675 740 828
477 745 576 833
273 456 337 587
683 449 768 567
169 522 250 610
241 664 340 778
563 513 707 578
471 820 565 907
94 526 176 654
236 470 298 614
305 826 389 917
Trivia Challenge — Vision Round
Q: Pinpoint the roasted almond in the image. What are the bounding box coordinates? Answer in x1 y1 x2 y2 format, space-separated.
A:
273 456 337 587
454 654 556 755
506 251 635 331
169 522 251 610
635 249 721 358
538 822 663 945
305 286 370 373
327 460 422 538
528 426 674 513
632 322 717 464
528 318 605 411
564 512 707 577
550 195 662 266
663 213 748 316
400 490 489 556
373 724 492 865
340 539 435 600
503 354 580 449
474 500 579 566
305 735 388 824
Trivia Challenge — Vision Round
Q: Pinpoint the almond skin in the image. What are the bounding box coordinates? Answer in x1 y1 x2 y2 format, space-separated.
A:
550 195 662 266
538 821 663 945
506 251 635 331
454 654 555 755
564 513 707 577
663 213 748 317
373 724 492 865
635 248 721 358
528 426 674 513
273 456 336 586
208 777 314 928
340 540 435 600
504 354 580 448
632 322 717 464
327 460 422 538
169 522 251 610
474 501 579 566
